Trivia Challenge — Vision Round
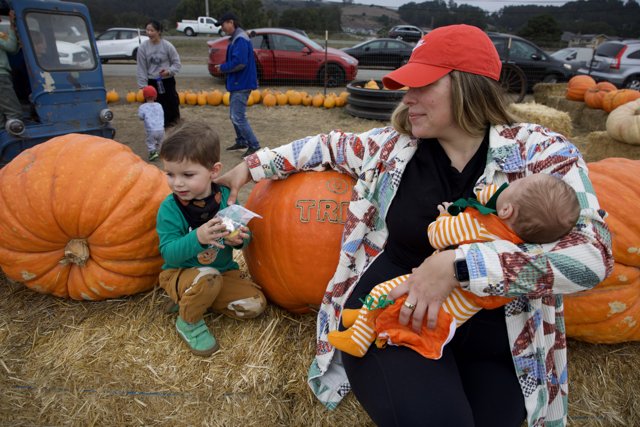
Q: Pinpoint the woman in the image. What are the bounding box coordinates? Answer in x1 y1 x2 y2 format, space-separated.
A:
215 25 613 426
136 20 181 128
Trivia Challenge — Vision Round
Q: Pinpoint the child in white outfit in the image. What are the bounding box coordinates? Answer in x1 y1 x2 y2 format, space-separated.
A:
138 85 164 161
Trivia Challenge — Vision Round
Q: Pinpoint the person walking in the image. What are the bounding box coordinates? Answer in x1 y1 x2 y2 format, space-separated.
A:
213 12 261 158
136 19 181 128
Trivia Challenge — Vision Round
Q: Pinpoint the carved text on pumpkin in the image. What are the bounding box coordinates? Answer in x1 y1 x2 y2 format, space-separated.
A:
296 200 349 224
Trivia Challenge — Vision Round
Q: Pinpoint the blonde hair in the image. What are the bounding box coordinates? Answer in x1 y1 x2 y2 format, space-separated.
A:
391 71 516 137
159 121 221 168
510 174 580 243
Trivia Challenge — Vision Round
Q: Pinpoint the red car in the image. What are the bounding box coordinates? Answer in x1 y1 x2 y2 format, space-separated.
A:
207 28 358 87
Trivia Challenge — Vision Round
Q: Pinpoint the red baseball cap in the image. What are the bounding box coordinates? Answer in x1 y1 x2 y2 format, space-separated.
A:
382 24 502 90
142 85 157 100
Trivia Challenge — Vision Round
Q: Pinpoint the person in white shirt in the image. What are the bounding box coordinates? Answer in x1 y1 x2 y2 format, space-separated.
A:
138 85 164 161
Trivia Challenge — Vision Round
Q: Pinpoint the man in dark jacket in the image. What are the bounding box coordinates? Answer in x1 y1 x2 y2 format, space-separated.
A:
214 12 261 157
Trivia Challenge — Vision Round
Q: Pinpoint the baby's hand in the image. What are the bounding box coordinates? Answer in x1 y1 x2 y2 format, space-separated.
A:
223 225 249 247
196 217 228 248
437 202 452 214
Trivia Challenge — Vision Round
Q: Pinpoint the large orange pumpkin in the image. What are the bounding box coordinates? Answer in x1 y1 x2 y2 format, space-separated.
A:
565 262 640 343
565 75 596 101
243 171 355 313
564 158 640 343
0 134 171 300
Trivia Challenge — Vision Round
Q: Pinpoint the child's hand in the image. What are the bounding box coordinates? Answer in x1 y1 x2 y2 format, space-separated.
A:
437 202 452 214
223 225 248 247
196 217 228 248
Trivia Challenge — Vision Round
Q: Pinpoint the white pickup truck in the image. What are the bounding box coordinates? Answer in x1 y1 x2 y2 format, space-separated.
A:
176 16 222 37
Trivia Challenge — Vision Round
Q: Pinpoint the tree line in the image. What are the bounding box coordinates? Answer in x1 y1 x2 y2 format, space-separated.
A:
75 0 639 45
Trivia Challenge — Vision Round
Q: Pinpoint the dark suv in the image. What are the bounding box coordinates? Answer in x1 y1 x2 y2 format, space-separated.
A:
488 33 574 90
577 40 640 90
388 25 423 43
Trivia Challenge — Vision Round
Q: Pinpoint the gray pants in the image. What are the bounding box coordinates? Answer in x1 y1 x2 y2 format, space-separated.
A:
0 73 22 129
145 129 164 152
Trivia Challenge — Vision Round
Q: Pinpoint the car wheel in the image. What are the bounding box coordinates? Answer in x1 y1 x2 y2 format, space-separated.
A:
185 28 195 37
321 64 345 88
542 74 560 84
131 48 138 61
397 57 409 68
623 75 640 91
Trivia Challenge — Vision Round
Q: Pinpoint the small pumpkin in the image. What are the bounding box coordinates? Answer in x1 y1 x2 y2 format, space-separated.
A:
0 134 171 300
106 89 120 103
251 89 261 104
222 92 230 106
275 92 288 106
323 94 336 109
606 98 640 145
206 89 222 106
243 171 355 313
312 93 325 107
288 91 302 105
262 93 276 107
565 75 596 101
125 91 136 103
584 81 616 109
196 91 207 106
185 91 198 105
136 89 144 103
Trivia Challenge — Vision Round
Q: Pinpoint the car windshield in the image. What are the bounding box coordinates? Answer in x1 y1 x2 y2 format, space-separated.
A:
595 43 626 58
26 11 96 71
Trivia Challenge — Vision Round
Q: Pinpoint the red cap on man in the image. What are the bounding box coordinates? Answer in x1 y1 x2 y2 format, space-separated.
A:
382 24 502 90
142 85 157 100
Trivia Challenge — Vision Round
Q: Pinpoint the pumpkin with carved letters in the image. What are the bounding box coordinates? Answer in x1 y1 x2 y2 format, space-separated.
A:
243 171 355 313
0 134 171 300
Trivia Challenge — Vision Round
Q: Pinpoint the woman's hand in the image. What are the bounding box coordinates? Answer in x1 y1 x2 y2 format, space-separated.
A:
213 161 253 205
196 217 229 248
388 250 459 333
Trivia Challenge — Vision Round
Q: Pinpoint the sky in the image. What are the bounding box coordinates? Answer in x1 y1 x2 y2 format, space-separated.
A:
330 0 569 13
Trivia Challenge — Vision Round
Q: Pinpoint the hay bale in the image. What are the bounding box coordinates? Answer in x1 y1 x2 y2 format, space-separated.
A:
508 102 573 137
577 108 609 132
533 82 566 104
576 131 640 162
1 254 639 426
556 97 586 124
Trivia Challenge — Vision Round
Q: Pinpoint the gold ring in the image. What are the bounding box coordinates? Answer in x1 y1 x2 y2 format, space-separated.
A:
403 301 416 311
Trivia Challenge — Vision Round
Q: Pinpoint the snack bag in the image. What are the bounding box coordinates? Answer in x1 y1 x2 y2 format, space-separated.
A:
196 205 262 264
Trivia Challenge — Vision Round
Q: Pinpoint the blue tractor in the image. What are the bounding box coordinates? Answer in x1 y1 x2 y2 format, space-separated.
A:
0 0 114 166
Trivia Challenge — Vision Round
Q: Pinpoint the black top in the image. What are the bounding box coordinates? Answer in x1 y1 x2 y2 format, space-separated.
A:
346 134 489 308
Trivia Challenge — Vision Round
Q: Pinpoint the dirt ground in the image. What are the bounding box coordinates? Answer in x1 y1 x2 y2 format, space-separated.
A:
105 74 380 203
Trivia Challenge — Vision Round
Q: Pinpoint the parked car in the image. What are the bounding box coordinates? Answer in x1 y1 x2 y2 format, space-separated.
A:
342 38 413 69
577 40 640 90
488 33 574 89
551 47 595 70
207 28 358 87
95 27 148 63
177 16 221 37
388 25 423 43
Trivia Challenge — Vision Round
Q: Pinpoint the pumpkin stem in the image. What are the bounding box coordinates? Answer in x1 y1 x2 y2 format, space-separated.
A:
62 239 90 266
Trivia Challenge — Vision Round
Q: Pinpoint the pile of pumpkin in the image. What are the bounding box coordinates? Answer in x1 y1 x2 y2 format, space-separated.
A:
565 75 640 145
565 75 640 112
112 88 349 109
1 135 638 345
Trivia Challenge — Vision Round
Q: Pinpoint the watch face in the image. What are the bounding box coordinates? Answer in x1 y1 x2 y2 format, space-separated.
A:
454 259 469 282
